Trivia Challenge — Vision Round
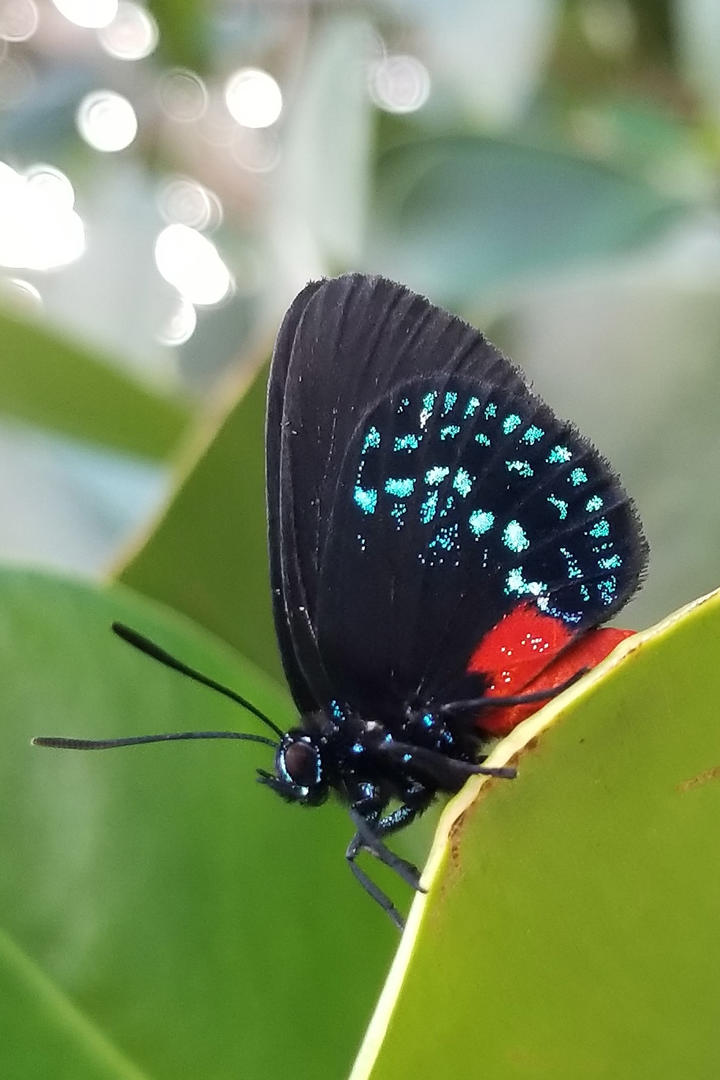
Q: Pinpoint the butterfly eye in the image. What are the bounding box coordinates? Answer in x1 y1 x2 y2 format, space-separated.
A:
281 737 321 790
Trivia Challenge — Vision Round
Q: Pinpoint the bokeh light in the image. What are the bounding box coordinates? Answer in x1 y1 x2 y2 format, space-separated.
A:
232 128 281 173
368 54 430 114
156 294 197 347
0 275 42 311
0 161 84 269
76 90 137 152
154 224 232 306
158 68 207 122
224 68 282 128
0 0 38 42
157 176 222 231
97 0 158 61
52 0 117 30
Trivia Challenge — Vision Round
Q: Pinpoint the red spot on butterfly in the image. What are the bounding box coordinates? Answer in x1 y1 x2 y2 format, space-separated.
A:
468 604 633 736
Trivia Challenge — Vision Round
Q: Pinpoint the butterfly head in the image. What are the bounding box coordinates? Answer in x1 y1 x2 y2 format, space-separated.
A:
257 730 329 806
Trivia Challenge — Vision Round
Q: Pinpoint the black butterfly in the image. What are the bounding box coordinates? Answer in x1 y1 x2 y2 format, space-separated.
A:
35 275 648 928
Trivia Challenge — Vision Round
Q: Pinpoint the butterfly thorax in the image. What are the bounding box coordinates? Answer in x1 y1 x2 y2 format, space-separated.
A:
259 697 482 815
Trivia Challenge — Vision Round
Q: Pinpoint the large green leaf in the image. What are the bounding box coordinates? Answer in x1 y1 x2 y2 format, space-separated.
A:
366 134 683 304
353 588 720 1079
115 365 280 680
1 568 395 1080
0 310 190 460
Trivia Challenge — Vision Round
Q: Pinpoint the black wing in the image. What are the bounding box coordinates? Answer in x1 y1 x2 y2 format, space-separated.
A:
266 275 648 718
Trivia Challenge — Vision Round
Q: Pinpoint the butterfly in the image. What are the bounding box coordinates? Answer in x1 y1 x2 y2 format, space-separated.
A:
35 274 648 928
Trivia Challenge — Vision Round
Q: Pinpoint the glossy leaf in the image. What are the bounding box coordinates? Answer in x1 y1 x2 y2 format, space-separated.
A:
115 365 281 680
366 134 683 304
0 310 190 460
0 568 395 1080
354 588 720 1079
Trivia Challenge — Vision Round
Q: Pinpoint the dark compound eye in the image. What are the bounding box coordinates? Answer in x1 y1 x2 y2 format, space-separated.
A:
282 738 320 789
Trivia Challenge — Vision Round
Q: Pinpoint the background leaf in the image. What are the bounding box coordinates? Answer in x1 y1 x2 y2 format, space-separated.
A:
1 568 396 1080
114 364 280 680
354 589 720 1079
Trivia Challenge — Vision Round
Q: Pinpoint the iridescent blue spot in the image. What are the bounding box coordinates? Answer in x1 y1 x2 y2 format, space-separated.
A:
453 468 473 497
390 503 406 527
598 577 617 605
570 468 588 487
351 742 363 754
506 459 533 478
589 518 610 538
420 391 437 429
503 520 530 553
503 413 522 435
385 477 415 498
560 546 582 580
547 445 572 464
402 753 412 764
599 554 622 570
396 396 410 414
363 426 380 452
442 391 457 415
505 567 546 600
469 509 494 537
420 490 438 524
425 466 449 485
586 495 603 512
522 425 544 445
354 486 377 515
329 700 344 721
464 396 481 418
485 402 497 419
429 524 459 552
440 425 460 440
547 494 568 520
394 433 420 452
475 432 491 447
580 585 590 602
422 714 433 728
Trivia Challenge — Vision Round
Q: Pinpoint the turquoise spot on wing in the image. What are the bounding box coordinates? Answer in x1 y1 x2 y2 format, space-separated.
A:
502 413 522 435
522 425 544 445
599 554 622 570
506 459 533 478
442 391 457 415
589 518 610 538
440 425 460 440
464 396 481 418
569 467 588 486
585 495 603 512
429 523 459 552
453 468 473 497
485 402 497 419
560 546 582 580
354 486 377 514
503 519 530 552
468 509 494 537
425 466 450 485
598 577 617 604
504 567 547 600
394 433 420 452
547 445 572 464
547 494 568 520
363 426 380 452
420 391 437 429
475 432 491 447
384 477 415 498
420 490 439 523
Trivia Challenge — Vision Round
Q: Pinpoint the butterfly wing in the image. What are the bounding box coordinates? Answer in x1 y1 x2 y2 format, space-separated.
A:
267 275 648 725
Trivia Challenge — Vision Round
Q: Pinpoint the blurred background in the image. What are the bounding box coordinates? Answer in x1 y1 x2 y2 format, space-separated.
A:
0 0 718 626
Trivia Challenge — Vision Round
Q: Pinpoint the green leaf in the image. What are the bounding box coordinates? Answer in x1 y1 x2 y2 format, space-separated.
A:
115 364 280 680
366 134 683 304
1 568 395 1080
353 588 720 1079
0 310 190 460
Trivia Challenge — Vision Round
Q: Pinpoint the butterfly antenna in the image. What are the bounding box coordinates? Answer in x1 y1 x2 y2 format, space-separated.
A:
107 623 285 739
33 730 278 751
